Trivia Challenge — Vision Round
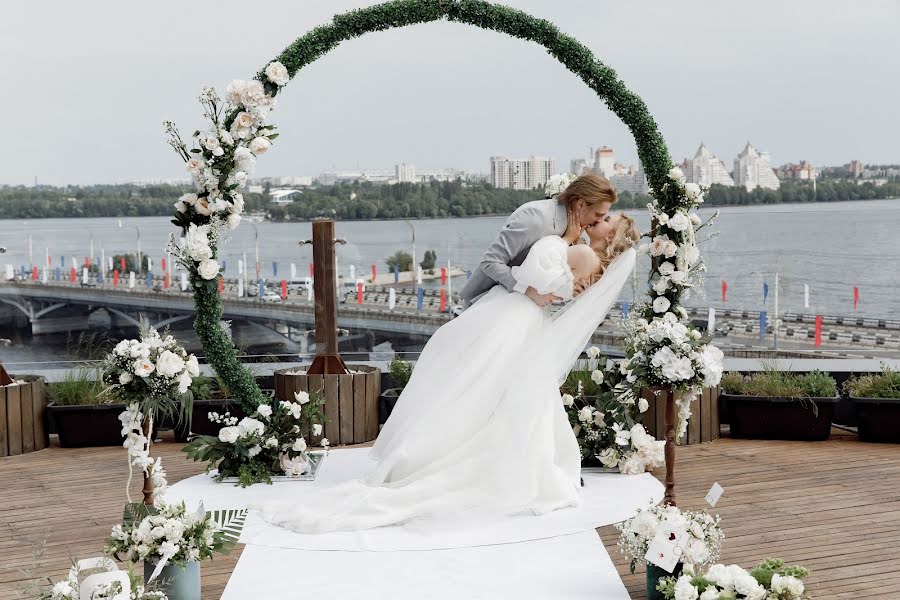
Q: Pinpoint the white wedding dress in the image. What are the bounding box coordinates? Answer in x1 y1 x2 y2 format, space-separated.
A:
260 238 636 533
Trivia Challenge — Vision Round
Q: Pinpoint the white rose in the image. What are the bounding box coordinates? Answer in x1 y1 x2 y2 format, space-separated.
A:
185 158 204 173
256 405 273 420
248 445 262 457
185 355 200 377
597 447 619 468
673 575 699 600
119 372 133 385
699 589 720 600
280 453 309 476
237 417 265 437
684 182 702 201
658 262 675 276
174 200 187 213
218 426 239 444
590 369 604 384
653 296 671 313
265 437 278 448
226 213 242 230
656 213 669 226
265 61 290 86
312 423 323 436
689 212 702 227
561 393 574 407
652 277 670 294
668 166 686 184
156 350 185 377
220 130 234 146
670 270 688 284
592 411 605 427
194 197 212 216
605 359 617 372
320 438 330 447
197 258 219 280
586 346 600 359
177 370 192 394
668 212 691 232
230 193 245 214
234 171 248 188
249 137 271 155
578 406 593 423
294 391 310 404
292 438 307 452
225 79 246 105
133 359 155 377
638 397 649 413
204 136 220 151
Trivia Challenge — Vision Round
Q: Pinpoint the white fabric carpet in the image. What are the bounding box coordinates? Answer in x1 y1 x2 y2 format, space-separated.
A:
165 448 663 552
220 531 632 600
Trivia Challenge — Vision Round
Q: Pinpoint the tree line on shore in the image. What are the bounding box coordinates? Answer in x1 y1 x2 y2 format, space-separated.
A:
0 178 896 221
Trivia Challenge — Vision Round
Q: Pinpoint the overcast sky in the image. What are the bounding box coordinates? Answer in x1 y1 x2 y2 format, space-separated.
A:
1 0 898 186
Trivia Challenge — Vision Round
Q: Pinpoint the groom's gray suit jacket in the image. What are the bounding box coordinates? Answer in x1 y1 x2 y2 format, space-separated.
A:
459 199 568 308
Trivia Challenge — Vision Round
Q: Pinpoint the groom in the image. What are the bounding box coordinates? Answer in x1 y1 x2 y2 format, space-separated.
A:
460 174 617 309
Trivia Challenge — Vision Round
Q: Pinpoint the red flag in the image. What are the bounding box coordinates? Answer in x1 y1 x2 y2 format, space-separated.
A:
280 279 287 301
853 287 860 310
217 276 224 294
162 258 167 272
85 257 91 268
32 266 38 280
440 288 447 312
441 267 447 286
120 257 126 271
371 264 377 282
163 273 170 289
309 263 314 277
814 316 823 348
357 282 363 304
113 270 119 286
70 267 76 282
721 280 728 303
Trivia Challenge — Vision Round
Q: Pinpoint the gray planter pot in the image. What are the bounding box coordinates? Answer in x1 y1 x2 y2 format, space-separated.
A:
144 560 200 600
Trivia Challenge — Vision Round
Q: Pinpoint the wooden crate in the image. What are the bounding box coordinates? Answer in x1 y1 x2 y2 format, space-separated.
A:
640 386 720 445
274 365 381 446
0 376 48 457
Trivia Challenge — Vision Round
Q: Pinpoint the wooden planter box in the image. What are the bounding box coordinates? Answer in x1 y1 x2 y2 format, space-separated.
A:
47 402 129 448
0 376 48 456
721 393 839 441
275 365 381 446
639 387 720 445
851 397 900 443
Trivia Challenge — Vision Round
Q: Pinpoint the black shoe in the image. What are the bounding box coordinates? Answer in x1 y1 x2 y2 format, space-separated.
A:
580 477 584 487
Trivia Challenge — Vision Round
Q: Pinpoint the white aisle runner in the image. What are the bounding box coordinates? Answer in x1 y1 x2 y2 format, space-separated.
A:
221 531 630 600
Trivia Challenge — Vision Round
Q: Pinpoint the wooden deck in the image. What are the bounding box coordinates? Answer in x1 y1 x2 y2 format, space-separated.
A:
2 429 897 599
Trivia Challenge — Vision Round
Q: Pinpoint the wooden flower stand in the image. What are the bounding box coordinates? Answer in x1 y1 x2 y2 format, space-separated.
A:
0 375 48 456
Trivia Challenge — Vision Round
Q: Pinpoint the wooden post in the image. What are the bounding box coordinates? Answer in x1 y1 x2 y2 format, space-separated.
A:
302 219 350 375
663 387 677 507
142 416 154 505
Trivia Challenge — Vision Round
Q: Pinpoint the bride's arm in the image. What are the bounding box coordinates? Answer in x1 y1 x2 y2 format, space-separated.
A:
511 236 571 297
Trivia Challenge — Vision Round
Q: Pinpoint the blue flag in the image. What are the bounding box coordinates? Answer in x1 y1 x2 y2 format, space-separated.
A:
417 288 424 310
146 272 153 287
466 270 472 280
759 310 767 340
272 262 277 278
59 256 64 268
763 282 769 302
54 267 61 281
394 265 399 283
258 279 265 298
97 271 103 285
621 302 630 319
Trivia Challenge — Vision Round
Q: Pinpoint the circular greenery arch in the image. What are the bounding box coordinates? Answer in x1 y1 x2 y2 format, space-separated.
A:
199 0 674 409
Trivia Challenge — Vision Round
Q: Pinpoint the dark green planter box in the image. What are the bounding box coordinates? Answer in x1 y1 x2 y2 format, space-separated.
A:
646 562 683 600
722 393 839 441
48 403 129 447
173 399 247 442
851 396 900 443
380 388 402 425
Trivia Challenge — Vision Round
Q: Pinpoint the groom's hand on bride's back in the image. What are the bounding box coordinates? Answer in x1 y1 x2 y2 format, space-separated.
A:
525 286 561 307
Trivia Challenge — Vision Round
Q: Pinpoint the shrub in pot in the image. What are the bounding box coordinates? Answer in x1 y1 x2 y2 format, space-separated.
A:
845 367 900 443
720 368 838 441
46 366 131 448
380 358 412 424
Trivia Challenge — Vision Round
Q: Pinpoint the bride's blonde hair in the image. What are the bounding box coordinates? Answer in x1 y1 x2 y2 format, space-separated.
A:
595 214 640 274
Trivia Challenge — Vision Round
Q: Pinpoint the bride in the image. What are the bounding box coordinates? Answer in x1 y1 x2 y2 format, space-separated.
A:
260 214 641 533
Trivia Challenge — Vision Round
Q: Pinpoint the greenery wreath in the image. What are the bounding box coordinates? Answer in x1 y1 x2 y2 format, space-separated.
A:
164 0 719 414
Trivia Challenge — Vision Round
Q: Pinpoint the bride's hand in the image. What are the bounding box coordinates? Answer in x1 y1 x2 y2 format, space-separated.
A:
573 273 601 296
525 286 562 307
562 206 584 245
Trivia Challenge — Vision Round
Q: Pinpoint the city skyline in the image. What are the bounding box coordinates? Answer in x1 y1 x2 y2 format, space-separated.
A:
1 0 898 186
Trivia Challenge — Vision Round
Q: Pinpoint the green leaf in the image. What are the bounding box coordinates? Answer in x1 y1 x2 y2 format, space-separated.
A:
123 502 158 527
209 508 248 553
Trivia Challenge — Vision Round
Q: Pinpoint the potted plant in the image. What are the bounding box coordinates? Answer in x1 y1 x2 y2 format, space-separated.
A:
183 390 327 487
657 558 810 600
380 357 412 423
616 503 724 600
561 349 664 473
846 366 900 443
172 376 248 442
719 368 839 441
46 366 132 448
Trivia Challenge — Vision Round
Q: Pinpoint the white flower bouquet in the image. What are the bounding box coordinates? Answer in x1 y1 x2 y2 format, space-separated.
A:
544 172 576 198
562 350 664 474
102 326 199 502
41 557 167 600
105 502 232 568
616 503 724 573
658 559 810 600
183 391 327 487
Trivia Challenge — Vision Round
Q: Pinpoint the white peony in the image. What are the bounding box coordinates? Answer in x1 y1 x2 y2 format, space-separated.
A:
280 453 309 476
249 137 271 155
218 426 239 444
662 356 696 382
155 350 185 377
699 345 725 387
183 223 212 261
248 445 262 457
638 396 649 413
225 79 247 105
256 405 273 420
312 423 323 436
265 61 290 86
652 276 670 294
699 589 720 600
226 213 242 230
292 437 307 452
133 359 155 377
653 296 671 313
185 355 200 377
668 166 686 184
658 262 675 276
265 437 278 448
628 511 659 539
119 372 133 385
561 393 574 407
578 406 593 423
689 212 702 227
177 370 192 394
294 391 310 404
234 146 255 172
670 270 688 285
668 212 691 232
586 346 601 359
197 258 219 280
673 576 699 600
684 182 702 200
591 369 604 384
237 417 265 438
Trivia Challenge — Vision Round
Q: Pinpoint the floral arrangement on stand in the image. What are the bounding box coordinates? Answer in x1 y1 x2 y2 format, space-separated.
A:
182 390 327 487
561 347 665 474
102 326 200 503
620 166 725 438
164 62 289 412
41 557 168 600
616 502 725 573
658 559 811 600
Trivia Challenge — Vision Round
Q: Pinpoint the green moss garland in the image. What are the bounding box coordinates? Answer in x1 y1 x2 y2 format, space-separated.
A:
199 0 674 410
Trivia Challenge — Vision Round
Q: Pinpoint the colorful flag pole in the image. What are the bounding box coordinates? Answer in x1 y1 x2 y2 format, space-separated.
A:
814 316 823 347
440 288 447 312
708 307 716 333
236 276 243 297
371 264 377 283
621 302 630 320
763 282 769 303
394 265 399 283
305 277 313 301
721 280 727 304
280 279 287 301
853 287 860 310
417 288 424 310
804 284 810 309
759 310 767 340
356 282 363 304
388 288 396 310
290 263 297 281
